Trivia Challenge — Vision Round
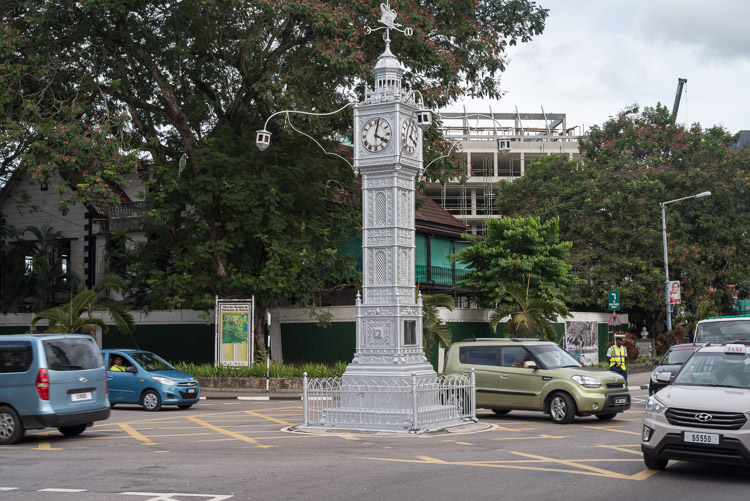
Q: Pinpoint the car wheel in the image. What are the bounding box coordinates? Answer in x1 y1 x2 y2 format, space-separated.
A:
58 424 87 437
141 390 162 412
0 405 24 445
595 412 617 421
643 453 668 470
492 409 511 415
549 393 576 424
177 404 193 410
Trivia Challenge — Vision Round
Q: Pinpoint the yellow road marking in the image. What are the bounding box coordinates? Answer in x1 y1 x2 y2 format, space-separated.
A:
33 433 62 451
492 434 569 441
581 425 640 436
492 426 536 432
186 416 274 448
118 423 157 445
507 451 631 479
597 444 643 455
243 410 294 427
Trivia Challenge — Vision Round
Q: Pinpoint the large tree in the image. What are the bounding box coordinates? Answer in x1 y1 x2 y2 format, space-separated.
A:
2 0 549 349
495 105 750 334
452 215 579 309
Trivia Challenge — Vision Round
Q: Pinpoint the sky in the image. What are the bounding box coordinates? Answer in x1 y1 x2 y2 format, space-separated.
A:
442 0 750 134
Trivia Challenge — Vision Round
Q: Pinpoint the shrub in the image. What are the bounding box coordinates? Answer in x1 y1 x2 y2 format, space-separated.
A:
172 360 347 378
655 325 687 356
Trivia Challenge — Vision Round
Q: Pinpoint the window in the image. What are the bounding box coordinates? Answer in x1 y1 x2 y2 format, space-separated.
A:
0 342 33 373
458 346 500 366
24 256 34 275
42 337 103 371
501 347 532 367
403 320 416 345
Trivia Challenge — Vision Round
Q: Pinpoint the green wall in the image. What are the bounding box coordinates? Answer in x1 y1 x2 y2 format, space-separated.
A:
280 322 356 366
102 324 215 364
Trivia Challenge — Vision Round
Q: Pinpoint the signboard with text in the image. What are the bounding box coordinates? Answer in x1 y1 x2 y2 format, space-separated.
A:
214 297 255 366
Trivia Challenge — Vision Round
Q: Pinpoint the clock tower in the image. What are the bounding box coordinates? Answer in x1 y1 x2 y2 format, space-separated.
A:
344 17 434 381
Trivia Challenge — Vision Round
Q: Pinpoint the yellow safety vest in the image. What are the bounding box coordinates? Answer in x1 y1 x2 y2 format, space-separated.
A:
609 345 626 370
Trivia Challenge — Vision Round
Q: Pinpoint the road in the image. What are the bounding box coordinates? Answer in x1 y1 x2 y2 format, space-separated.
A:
2 385 750 501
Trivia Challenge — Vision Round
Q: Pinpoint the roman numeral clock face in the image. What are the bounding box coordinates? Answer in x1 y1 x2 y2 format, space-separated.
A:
361 117 392 153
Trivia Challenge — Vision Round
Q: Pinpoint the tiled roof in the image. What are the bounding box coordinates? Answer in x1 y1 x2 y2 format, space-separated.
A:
415 191 468 237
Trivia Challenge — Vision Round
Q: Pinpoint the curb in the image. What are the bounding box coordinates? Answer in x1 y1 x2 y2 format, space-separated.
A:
628 384 649 392
201 395 302 401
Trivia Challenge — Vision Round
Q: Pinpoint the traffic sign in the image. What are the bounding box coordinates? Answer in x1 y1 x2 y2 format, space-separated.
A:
608 290 620 311
608 311 621 326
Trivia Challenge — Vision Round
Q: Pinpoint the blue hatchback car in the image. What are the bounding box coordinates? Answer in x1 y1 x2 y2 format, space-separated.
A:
101 349 200 411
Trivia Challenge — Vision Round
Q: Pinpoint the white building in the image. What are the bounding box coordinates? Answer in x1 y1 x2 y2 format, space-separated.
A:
423 110 586 235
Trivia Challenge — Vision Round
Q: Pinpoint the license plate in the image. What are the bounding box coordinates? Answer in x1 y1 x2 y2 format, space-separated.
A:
614 397 627 405
684 431 720 445
71 392 92 402
187 388 195 394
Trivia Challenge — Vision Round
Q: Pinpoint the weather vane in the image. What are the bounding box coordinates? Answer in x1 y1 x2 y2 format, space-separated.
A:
365 2 413 42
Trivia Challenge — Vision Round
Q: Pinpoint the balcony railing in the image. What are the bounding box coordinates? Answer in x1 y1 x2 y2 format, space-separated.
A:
416 265 470 285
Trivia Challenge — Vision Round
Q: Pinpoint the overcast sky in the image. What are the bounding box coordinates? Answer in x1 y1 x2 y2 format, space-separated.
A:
443 0 750 134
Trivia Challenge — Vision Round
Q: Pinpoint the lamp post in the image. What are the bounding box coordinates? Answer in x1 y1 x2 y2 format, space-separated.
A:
660 191 711 331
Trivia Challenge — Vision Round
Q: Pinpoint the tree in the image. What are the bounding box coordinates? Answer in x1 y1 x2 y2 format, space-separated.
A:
495 105 750 334
490 281 569 341
3 1 549 350
31 273 135 336
421 294 454 353
452 215 579 309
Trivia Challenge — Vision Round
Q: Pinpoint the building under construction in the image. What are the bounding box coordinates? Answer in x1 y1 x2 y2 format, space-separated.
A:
424 109 586 235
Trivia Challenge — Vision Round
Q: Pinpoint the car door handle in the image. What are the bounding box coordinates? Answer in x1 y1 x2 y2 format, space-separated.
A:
499 374 509 379
108 376 113 380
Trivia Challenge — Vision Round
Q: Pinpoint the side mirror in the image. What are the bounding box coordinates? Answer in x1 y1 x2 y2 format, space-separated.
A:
656 372 671 383
523 361 538 370
652 359 660 366
126 366 137 374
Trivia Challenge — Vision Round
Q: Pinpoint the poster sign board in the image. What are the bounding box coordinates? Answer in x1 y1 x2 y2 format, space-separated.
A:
608 291 620 311
668 281 681 304
215 297 254 366
565 320 599 366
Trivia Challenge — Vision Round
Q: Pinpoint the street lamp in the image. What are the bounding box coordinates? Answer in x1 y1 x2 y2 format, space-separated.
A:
660 191 711 331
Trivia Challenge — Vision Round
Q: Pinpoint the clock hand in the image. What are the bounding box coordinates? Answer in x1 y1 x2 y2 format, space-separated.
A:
375 134 389 141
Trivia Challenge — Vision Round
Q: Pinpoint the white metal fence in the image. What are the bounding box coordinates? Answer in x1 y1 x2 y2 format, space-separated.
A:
302 370 476 432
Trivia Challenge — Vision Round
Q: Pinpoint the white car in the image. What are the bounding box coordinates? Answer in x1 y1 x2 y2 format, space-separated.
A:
641 343 750 469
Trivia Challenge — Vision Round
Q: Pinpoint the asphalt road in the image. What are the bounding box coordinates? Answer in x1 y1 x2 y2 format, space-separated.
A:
2 381 750 501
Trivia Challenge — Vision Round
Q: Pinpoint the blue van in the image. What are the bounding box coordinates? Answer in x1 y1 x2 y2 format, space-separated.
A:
0 334 110 445
102 349 200 411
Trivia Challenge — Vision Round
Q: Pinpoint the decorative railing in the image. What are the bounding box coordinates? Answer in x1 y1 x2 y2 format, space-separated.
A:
415 265 471 285
302 370 475 432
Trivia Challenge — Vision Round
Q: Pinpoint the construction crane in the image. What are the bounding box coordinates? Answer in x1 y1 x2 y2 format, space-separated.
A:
671 78 687 123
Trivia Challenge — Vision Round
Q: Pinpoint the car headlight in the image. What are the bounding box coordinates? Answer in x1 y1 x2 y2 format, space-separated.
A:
152 376 176 386
571 375 602 388
646 395 666 413
650 370 660 383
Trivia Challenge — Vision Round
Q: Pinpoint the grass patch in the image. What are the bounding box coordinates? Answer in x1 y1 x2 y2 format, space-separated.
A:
173 359 347 378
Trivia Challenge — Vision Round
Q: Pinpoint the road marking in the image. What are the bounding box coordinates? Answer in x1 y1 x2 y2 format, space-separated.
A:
581 425 641 436
119 492 233 500
119 423 157 445
243 409 294 427
186 416 274 448
0 488 19 491
492 434 569 441
358 451 659 480
597 444 643 455
38 488 87 492
34 433 62 451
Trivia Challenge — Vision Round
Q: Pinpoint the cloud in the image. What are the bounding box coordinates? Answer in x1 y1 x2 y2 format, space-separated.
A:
638 0 750 62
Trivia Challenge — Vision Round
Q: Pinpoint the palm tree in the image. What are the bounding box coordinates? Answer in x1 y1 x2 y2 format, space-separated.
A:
490 281 570 342
422 294 454 353
31 273 134 336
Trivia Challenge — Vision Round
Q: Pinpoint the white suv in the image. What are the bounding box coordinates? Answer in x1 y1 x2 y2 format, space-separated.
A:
641 343 750 469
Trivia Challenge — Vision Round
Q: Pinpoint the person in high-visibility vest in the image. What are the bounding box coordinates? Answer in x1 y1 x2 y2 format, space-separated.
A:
606 334 628 382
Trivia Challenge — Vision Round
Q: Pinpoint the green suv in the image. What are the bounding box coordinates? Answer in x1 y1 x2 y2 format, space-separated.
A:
444 338 630 424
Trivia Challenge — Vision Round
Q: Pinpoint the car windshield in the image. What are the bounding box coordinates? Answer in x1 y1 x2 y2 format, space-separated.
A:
43 337 103 371
695 320 750 343
664 347 698 365
672 351 750 389
130 352 175 371
528 345 582 369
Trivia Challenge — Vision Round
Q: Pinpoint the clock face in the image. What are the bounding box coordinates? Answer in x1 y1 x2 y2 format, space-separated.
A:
361 117 392 153
401 119 418 154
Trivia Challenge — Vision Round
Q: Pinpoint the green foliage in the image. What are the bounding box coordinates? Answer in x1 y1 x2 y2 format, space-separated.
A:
490 281 570 341
421 294 454 352
453 215 579 309
30 273 135 335
173 360 347 378
495 104 750 334
655 325 688 356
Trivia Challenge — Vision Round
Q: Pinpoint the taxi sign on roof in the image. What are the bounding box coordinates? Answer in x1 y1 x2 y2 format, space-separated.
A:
725 344 746 354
